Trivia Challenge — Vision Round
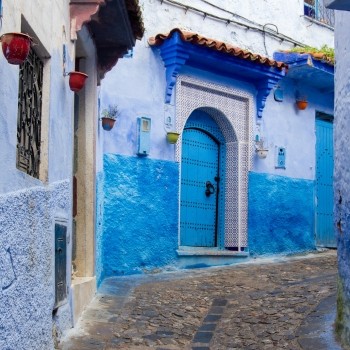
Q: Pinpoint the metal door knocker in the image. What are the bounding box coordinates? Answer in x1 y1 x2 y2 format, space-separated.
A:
205 181 215 196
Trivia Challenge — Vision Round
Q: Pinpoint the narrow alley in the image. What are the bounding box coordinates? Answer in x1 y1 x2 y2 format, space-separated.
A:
59 251 339 350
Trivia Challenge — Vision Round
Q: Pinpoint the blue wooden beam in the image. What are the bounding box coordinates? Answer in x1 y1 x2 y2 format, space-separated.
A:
153 31 286 118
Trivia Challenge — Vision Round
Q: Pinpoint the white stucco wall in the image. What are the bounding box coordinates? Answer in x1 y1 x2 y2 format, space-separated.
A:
100 0 334 180
0 1 78 348
333 9 350 346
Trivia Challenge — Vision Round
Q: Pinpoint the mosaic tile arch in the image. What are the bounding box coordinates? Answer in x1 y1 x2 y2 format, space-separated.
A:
175 75 254 249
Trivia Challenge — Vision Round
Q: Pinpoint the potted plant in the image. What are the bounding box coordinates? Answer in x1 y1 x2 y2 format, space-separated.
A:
166 131 180 144
68 71 88 92
101 104 120 131
0 32 33 65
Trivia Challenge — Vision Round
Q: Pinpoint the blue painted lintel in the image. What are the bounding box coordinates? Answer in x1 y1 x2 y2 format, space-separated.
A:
273 52 334 93
154 30 286 118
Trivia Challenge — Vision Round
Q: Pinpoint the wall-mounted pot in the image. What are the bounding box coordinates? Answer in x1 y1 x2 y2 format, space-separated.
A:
296 100 308 110
256 148 269 159
0 32 32 65
101 117 116 131
68 71 88 92
166 132 180 144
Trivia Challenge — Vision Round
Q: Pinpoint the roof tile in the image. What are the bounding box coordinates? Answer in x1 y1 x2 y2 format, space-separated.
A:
149 28 287 70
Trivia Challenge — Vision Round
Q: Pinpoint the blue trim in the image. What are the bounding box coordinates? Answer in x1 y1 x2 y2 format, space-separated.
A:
273 52 334 92
153 31 286 118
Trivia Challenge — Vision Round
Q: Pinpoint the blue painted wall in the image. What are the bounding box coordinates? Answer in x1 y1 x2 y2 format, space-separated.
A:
248 172 316 255
101 154 179 278
96 172 105 285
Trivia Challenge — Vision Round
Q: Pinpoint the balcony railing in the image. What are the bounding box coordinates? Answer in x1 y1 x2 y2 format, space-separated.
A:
304 0 335 27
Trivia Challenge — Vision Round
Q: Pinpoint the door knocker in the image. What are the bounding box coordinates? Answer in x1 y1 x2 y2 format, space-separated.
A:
205 181 215 197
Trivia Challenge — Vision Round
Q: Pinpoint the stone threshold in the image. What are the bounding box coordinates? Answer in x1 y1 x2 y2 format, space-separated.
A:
177 246 249 257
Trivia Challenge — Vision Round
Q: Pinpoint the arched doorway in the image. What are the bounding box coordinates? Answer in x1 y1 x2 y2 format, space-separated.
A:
180 109 226 248
176 76 253 251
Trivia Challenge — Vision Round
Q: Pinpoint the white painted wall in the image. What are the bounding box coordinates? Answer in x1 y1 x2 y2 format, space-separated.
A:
333 8 350 345
0 1 78 348
100 0 334 180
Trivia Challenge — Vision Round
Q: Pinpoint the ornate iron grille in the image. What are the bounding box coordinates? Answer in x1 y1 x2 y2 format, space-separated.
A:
16 49 43 178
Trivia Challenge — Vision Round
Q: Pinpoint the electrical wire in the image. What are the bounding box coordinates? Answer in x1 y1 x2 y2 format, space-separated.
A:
157 0 306 47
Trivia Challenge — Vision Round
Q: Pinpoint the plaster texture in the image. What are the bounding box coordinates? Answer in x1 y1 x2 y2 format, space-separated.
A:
0 1 90 347
248 172 316 255
97 0 334 277
333 10 350 347
100 0 334 179
0 0 75 192
101 154 179 277
0 180 71 350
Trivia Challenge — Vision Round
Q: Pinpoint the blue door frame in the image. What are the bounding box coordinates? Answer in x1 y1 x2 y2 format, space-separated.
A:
315 114 335 247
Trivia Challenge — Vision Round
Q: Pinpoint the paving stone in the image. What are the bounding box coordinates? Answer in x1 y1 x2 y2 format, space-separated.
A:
203 314 221 323
59 251 339 350
192 331 214 343
198 323 216 331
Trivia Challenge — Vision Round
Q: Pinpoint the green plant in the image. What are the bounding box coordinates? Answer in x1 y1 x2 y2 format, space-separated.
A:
289 45 335 63
101 104 120 120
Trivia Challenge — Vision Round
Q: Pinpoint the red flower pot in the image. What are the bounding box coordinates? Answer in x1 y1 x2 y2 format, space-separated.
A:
1 32 32 65
296 100 308 110
69 71 88 92
101 117 116 131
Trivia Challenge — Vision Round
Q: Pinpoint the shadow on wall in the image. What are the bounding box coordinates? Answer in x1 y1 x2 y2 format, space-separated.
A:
99 154 179 282
248 172 316 256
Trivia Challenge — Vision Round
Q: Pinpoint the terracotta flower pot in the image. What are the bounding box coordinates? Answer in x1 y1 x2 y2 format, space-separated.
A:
1 32 32 65
101 117 116 131
166 132 180 144
69 71 88 92
296 100 308 110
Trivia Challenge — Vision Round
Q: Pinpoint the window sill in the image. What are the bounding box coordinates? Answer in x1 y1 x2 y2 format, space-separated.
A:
303 15 334 30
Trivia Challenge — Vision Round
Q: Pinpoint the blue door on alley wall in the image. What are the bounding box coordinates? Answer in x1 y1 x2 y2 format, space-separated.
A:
315 116 335 247
180 126 219 247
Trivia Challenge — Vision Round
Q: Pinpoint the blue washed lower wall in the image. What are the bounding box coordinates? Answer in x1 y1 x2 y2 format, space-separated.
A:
248 172 316 255
96 171 105 285
102 154 179 277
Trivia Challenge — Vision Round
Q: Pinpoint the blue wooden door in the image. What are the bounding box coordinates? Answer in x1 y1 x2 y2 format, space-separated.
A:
180 128 219 247
315 118 335 247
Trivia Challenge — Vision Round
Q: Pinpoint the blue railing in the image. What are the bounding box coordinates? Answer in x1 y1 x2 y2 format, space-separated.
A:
304 0 334 27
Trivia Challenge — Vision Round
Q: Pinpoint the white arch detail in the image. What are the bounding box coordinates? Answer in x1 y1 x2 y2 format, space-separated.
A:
175 75 254 249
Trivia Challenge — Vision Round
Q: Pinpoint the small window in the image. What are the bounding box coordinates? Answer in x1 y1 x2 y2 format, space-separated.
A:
304 0 335 27
16 48 44 178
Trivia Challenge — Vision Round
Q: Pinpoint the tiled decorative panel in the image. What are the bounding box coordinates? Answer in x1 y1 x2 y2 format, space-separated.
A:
175 75 254 249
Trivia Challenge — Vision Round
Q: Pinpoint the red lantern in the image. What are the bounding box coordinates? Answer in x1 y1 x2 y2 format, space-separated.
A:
0 32 32 65
68 71 88 92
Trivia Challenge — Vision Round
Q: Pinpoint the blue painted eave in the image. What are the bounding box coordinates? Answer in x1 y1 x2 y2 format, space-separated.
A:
274 52 334 93
154 31 286 118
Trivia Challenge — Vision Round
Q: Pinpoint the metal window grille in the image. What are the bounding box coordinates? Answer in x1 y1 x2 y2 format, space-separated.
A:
304 0 335 27
16 49 44 178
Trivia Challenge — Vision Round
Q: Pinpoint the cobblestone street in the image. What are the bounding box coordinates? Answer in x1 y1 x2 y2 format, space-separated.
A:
59 251 341 350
